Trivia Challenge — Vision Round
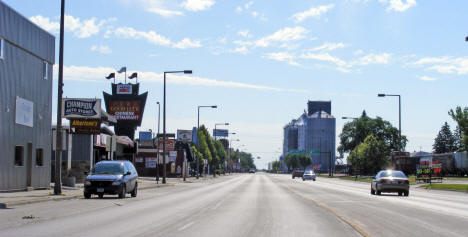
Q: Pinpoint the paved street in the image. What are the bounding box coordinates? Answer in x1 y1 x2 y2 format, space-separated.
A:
1 173 468 237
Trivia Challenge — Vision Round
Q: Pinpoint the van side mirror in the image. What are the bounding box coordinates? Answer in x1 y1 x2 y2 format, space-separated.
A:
84 171 89 175
124 171 131 176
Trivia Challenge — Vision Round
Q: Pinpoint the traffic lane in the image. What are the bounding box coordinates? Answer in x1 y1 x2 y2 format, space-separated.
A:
164 174 360 237
0 175 247 237
271 174 468 237
310 176 468 218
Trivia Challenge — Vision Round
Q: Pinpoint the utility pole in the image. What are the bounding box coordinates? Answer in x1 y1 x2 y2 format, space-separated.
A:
156 101 160 183
54 0 65 195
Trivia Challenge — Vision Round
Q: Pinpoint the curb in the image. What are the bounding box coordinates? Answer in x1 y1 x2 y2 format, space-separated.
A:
0 183 175 209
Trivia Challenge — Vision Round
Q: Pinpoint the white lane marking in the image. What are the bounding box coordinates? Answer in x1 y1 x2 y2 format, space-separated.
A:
178 221 195 231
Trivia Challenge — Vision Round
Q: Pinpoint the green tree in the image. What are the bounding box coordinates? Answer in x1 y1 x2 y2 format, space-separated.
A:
454 125 464 151
298 154 312 170
284 153 300 172
433 122 457 154
347 134 388 175
338 111 407 157
215 140 227 169
272 160 282 173
449 106 468 151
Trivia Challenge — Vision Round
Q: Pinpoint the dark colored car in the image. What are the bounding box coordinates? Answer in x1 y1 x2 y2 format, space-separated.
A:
84 160 138 199
371 170 409 196
292 169 304 179
249 169 256 173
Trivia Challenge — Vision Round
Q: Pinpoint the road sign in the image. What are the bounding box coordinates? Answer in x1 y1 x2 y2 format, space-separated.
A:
213 129 229 137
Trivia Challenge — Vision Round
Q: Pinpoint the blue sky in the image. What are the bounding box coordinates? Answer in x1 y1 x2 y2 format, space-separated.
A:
4 0 468 169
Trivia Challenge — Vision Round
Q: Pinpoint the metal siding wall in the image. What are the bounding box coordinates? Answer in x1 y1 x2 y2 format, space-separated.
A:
0 3 54 190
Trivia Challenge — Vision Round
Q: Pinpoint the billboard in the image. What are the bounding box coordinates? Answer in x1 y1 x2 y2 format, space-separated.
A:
62 98 101 119
213 129 229 137
177 130 192 142
139 131 152 141
108 100 141 120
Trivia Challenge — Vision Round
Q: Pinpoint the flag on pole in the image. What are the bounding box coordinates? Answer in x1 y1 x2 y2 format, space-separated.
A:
105 72 115 79
117 67 126 73
128 72 138 79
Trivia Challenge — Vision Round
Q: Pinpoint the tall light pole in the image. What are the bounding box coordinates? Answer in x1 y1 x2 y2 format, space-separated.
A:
163 70 192 184
378 93 401 149
54 0 65 195
196 105 217 179
156 101 160 183
213 123 229 177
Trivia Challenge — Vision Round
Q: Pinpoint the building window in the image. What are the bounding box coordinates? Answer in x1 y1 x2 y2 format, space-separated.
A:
43 61 48 80
15 146 24 166
36 148 44 166
0 38 4 59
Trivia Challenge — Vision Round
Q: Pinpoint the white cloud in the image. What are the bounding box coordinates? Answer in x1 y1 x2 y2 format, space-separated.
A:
172 38 202 49
237 30 252 38
57 65 305 92
300 52 347 66
312 42 345 51
147 8 184 17
29 15 111 38
182 0 215 11
108 26 201 49
355 53 391 65
245 1 254 9
90 45 112 54
420 76 437 81
411 56 468 75
381 0 417 12
255 26 308 48
231 46 249 54
235 1 253 13
29 15 60 32
291 4 334 23
263 52 300 66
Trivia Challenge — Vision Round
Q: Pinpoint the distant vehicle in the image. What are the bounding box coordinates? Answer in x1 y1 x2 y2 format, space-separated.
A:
249 168 256 173
371 170 409 196
84 160 138 199
302 170 316 181
292 169 304 179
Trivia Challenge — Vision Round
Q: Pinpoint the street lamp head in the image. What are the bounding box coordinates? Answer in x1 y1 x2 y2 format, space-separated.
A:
211 105 218 108
225 123 229 125
466 36 468 42
157 101 159 104
342 117 347 119
184 70 192 74
378 94 386 97
231 132 236 135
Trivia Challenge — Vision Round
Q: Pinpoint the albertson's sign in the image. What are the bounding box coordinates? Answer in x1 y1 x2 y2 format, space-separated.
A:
62 98 101 119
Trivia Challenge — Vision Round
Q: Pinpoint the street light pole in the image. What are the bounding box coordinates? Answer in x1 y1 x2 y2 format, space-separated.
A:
378 94 402 148
156 101 160 183
196 105 217 179
54 0 65 195
163 70 192 184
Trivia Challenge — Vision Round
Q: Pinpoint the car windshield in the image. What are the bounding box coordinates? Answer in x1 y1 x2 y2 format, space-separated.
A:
92 163 123 175
380 171 407 178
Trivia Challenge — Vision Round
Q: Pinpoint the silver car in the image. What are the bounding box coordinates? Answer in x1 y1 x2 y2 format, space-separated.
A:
302 170 316 181
371 170 409 196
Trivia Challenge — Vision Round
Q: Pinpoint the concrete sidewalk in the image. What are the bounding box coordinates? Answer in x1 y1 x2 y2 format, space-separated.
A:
0 175 220 209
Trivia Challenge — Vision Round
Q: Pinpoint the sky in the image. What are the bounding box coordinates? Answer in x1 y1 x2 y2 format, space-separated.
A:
4 0 468 169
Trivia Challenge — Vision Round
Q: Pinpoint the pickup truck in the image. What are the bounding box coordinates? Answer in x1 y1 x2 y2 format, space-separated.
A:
292 169 304 179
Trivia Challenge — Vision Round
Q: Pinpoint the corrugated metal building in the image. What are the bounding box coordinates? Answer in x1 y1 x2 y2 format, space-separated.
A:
282 101 336 172
0 2 55 191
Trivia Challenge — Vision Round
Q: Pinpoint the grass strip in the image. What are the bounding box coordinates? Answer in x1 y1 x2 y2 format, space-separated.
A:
420 184 468 191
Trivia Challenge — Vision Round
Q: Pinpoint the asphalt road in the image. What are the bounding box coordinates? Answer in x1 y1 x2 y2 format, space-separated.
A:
1 173 467 237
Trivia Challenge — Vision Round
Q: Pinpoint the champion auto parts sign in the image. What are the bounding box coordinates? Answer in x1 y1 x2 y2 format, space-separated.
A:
62 98 101 119
109 100 141 120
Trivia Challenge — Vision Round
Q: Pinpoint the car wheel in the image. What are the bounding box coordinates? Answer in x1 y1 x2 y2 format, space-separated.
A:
398 191 402 196
292 176 294 179
313 179 316 181
404 191 409 196
376 190 381 195
371 188 375 195
84 192 91 199
131 183 138 198
119 185 126 199
98 193 104 199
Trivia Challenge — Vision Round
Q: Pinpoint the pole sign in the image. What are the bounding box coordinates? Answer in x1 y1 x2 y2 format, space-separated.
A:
192 127 198 144
62 98 101 119
70 119 101 134
139 131 152 141
116 84 132 95
108 100 141 120
177 130 193 142
158 139 175 151
213 129 229 137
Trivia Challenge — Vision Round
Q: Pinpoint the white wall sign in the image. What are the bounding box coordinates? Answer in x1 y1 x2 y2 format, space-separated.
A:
177 129 192 142
15 96 34 127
